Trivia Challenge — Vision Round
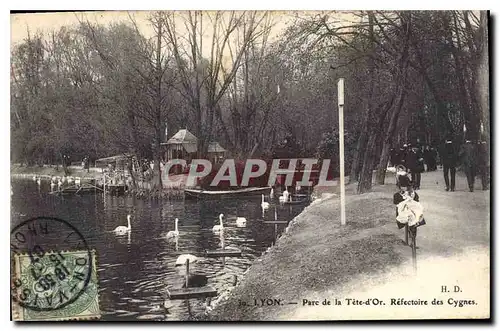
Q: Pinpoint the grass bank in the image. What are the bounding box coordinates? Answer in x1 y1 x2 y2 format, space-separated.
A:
200 182 407 321
200 169 489 321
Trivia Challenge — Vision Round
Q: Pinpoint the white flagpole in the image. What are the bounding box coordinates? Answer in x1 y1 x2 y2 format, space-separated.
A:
338 78 346 226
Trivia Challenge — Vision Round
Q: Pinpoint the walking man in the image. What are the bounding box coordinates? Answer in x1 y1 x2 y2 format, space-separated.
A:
441 138 458 192
477 140 489 190
461 139 476 192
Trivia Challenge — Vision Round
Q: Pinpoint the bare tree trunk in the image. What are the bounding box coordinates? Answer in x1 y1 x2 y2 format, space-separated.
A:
349 117 368 184
151 17 163 191
478 11 489 142
375 12 412 184
356 12 376 194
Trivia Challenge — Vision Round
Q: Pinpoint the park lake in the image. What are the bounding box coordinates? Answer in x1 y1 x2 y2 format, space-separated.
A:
10 178 308 321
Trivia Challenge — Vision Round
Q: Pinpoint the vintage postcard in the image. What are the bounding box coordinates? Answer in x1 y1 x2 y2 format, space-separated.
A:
10 10 490 321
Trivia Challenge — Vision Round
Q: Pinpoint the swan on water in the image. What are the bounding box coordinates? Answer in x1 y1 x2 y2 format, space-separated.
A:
283 187 290 201
279 187 290 204
175 254 198 266
236 217 247 227
213 214 224 232
166 218 179 239
114 214 132 235
261 194 270 210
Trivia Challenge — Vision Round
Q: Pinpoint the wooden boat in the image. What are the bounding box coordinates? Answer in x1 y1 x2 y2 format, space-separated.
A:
50 184 101 195
185 186 272 199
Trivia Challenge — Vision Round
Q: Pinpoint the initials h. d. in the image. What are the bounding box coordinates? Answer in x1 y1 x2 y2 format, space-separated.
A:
441 285 462 293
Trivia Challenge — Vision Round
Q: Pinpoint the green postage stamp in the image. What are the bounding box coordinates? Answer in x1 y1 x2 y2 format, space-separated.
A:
11 250 100 321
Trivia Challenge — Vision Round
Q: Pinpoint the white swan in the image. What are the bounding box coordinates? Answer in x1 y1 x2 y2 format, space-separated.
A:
175 254 198 266
279 187 289 204
166 218 179 239
261 194 270 210
236 217 247 227
283 187 290 202
114 214 132 235
213 214 224 232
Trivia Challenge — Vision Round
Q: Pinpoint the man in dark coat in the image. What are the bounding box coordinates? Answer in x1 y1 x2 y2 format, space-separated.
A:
441 139 458 192
405 146 423 190
423 145 436 171
477 140 489 190
461 140 477 192
399 144 408 168
430 146 438 170
390 148 400 167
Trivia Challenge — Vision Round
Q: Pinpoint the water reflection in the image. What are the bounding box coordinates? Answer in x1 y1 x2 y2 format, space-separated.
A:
10 179 308 320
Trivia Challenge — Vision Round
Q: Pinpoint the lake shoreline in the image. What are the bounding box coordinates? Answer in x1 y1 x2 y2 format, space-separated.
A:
10 165 186 199
10 165 101 180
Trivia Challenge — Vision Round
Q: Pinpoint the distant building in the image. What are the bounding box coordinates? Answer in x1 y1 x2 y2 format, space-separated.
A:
95 153 135 174
161 129 226 164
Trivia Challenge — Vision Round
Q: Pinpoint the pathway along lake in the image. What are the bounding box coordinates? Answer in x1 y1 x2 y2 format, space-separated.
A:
10 179 309 321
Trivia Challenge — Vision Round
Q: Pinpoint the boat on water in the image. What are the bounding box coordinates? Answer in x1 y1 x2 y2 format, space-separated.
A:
185 186 272 199
50 183 101 195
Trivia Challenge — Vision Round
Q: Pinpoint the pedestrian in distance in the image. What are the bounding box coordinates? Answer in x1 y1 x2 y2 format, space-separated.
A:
477 140 489 190
429 146 438 170
461 139 477 192
441 138 458 192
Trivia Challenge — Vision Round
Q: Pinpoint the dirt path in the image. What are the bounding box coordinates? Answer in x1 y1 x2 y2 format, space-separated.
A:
205 169 490 321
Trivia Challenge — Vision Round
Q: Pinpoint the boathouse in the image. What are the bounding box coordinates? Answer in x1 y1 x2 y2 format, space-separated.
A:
95 154 134 172
161 129 226 165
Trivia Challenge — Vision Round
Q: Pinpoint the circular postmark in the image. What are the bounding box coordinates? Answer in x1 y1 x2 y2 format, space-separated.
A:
10 217 92 312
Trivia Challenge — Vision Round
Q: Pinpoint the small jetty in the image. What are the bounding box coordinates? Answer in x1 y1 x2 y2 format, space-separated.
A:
262 219 289 224
167 259 218 300
104 184 127 195
205 248 242 258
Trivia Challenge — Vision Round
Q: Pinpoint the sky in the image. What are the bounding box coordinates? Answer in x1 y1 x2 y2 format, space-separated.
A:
10 11 302 45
